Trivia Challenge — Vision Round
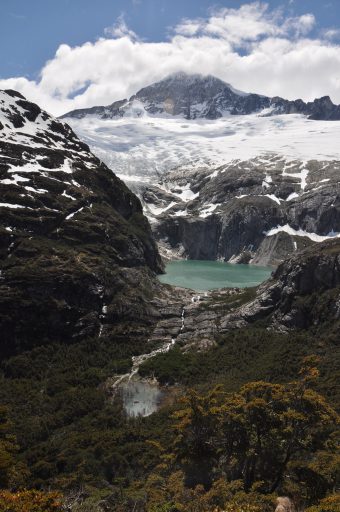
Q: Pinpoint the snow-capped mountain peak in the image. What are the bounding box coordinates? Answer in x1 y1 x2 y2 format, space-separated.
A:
139 71 245 94
61 72 340 121
130 72 255 119
60 72 267 120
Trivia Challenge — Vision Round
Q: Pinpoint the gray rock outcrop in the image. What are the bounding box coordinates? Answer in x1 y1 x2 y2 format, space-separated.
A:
142 156 340 266
220 238 340 331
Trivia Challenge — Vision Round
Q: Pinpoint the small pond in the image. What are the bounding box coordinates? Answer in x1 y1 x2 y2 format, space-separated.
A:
120 380 163 417
158 260 272 291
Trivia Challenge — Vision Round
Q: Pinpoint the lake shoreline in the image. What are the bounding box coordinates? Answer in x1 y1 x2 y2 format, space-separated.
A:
158 259 273 291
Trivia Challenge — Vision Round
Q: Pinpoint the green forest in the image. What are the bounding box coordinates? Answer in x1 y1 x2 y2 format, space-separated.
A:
0 321 339 511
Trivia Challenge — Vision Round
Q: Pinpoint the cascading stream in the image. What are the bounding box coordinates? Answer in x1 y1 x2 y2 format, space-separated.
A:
110 305 187 417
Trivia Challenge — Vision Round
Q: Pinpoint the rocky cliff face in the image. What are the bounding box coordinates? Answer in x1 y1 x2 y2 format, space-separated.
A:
164 239 340 349
270 94 340 120
139 155 340 265
219 238 340 331
0 90 163 357
61 72 340 121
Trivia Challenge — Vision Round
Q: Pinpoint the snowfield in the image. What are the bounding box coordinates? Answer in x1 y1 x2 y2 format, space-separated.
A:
64 108 340 252
66 113 340 180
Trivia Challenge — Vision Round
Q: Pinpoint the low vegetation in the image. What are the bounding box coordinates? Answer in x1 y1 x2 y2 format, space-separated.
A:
0 319 339 511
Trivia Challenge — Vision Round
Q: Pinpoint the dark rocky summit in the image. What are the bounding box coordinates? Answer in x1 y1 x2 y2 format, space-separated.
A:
0 90 163 357
61 72 340 121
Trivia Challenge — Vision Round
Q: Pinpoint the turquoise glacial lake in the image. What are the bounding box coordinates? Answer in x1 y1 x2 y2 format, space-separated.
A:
158 260 272 291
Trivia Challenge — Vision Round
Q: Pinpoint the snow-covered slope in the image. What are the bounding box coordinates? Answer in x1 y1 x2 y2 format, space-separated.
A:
67 113 340 180
62 72 340 182
0 89 91 155
60 73 340 266
67 107 339 266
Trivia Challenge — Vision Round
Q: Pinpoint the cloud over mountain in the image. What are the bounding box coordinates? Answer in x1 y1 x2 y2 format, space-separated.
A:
1 2 340 116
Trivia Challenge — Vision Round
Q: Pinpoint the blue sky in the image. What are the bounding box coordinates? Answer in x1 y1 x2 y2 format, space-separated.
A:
1 1 340 115
1 0 339 80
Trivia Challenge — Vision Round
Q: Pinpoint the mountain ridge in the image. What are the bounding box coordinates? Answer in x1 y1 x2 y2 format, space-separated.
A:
60 72 340 121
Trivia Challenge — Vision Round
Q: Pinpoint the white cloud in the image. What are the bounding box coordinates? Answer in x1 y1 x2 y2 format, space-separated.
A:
0 2 339 116
281 14 315 37
322 28 340 40
104 14 138 40
203 3 280 44
174 3 315 44
174 19 202 37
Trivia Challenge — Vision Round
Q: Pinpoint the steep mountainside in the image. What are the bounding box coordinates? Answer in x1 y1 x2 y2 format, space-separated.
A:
139 155 340 265
60 74 340 266
220 238 340 331
145 239 340 353
0 89 163 357
61 72 340 121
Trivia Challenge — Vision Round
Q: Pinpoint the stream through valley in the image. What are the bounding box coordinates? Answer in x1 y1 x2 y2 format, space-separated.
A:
113 261 272 417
